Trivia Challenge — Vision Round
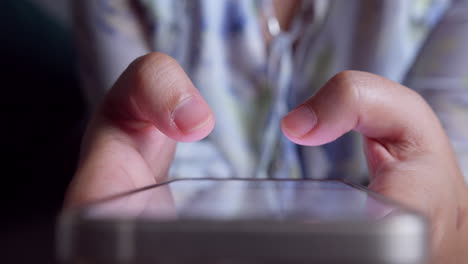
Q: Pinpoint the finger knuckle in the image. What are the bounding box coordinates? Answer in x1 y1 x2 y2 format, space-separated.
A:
328 70 367 103
129 53 191 112
132 52 176 70
130 52 181 87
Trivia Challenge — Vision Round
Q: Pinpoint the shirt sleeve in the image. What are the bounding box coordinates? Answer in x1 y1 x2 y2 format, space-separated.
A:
404 0 468 181
72 0 151 111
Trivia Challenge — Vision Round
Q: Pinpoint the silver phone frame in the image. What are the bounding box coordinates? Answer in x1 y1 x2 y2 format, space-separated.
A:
56 178 430 264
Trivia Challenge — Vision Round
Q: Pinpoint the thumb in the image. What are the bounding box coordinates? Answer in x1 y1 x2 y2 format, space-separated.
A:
281 71 468 261
105 52 215 142
281 70 466 225
65 53 214 207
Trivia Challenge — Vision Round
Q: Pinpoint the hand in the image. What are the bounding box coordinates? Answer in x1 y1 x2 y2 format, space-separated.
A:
65 52 467 262
281 71 468 263
64 52 214 207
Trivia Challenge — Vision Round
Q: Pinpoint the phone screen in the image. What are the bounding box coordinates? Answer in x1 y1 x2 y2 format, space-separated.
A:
84 178 396 222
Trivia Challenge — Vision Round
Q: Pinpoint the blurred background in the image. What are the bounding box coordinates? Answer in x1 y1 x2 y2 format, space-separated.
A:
2 0 81 262
2 0 467 263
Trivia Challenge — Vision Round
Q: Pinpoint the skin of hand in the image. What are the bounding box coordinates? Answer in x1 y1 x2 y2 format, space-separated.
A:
65 53 468 263
281 71 468 263
65 52 215 206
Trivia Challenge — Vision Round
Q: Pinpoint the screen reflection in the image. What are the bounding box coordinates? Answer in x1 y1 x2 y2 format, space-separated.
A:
85 179 395 221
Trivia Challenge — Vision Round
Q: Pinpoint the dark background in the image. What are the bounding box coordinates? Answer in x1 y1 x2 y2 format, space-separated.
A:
1 1 84 262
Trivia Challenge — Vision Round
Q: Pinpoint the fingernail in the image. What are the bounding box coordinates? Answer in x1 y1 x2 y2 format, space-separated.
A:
282 105 317 138
172 96 212 133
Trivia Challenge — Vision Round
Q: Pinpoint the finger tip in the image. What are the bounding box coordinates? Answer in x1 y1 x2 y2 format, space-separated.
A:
282 105 317 136
172 96 214 133
281 117 327 146
174 115 215 143
280 124 308 146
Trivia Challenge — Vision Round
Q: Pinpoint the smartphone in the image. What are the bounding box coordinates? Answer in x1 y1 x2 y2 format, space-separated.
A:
56 178 429 264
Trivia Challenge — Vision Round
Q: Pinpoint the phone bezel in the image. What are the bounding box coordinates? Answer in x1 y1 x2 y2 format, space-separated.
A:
57 178 429 264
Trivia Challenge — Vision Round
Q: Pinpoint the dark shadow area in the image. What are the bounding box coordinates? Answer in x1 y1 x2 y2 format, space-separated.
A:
1 1 84 262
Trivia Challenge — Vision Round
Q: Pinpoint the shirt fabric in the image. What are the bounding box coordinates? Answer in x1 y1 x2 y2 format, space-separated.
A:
73 0 468 183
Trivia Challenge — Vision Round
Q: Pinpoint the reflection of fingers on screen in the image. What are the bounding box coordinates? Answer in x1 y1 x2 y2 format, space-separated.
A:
86 184 176 219
85 179 401 223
